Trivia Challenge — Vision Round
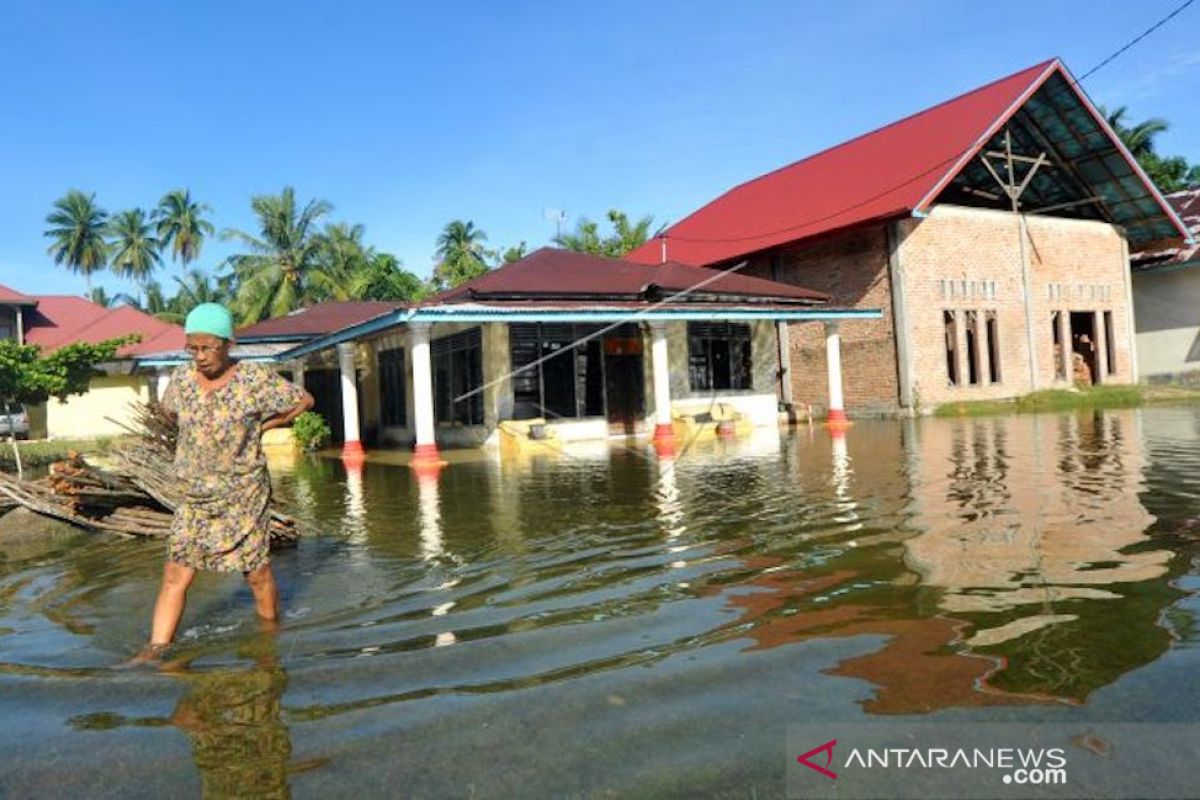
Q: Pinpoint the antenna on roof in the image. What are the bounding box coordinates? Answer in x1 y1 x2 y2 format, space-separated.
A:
543 208 567 240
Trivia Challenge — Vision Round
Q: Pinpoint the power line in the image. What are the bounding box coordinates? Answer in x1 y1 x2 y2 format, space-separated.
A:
665 0 1195 247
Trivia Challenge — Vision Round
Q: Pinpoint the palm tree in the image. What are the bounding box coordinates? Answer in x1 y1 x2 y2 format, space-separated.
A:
554 209 655 258
44 190 109 292
499 242 528 264
136 280 184 323
222 187 333 324
348 252 427 301
172 268 233 316
308 222 371 301
108 209 162 303
155 189 215 266
86 286 136 308
431 220 491 291
606 210 655 256
1102 105 1169 160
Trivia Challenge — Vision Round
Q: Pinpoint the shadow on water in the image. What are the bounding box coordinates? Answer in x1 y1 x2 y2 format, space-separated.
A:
2 408 1200 796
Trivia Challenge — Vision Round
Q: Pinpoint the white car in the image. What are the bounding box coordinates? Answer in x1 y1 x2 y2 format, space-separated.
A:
0 404 30 439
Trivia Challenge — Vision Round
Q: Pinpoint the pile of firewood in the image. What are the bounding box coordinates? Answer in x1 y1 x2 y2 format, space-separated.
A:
0 402 299 545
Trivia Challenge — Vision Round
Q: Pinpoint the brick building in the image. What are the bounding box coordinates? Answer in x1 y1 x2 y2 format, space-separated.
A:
628 59 1190 414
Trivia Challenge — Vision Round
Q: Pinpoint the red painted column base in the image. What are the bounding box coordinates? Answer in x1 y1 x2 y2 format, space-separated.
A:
652 423 676 441
341 440 366 465
411 442 447 472
825 408 851 429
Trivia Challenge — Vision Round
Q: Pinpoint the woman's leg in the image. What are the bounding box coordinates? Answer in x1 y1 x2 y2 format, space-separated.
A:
151 561 197 645
245 564 279 621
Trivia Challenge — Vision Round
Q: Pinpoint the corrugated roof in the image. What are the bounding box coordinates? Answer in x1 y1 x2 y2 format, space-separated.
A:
1131 188 1200 271
627 58 1188 267
136 341 295 366
23 295 184 357
433 247 828 304
236 301 399 341
0 283 37 306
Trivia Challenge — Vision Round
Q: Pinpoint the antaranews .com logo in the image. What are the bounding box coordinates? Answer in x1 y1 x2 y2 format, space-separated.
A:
786 723 1200 800
796 738 1068 786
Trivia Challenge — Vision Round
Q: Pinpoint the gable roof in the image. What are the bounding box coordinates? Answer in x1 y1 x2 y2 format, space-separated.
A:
627 58 1190 268
434 247 828 305
235 301 399 341
23 296 185 357
1130 188 1200 271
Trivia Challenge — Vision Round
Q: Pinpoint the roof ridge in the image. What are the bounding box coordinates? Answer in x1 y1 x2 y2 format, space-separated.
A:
659 58 1058 236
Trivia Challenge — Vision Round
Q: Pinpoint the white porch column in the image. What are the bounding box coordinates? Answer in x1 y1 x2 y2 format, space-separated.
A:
337 342 364 460
649 322 675 443
1093 310 1107 385
409 322 439 461
154 369 172 402
824 321 848 426
291 359 307 391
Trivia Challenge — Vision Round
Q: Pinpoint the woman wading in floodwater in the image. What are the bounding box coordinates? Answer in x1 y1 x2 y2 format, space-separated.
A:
139 303 313 658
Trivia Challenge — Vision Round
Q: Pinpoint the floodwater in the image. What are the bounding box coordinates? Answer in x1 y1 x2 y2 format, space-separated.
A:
2 407 1200 798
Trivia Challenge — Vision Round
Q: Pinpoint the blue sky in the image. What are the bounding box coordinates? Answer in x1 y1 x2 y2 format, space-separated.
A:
2 0 1198 297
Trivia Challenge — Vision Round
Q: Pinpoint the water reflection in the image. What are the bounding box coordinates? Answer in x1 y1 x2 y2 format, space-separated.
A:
901 412 1177 702
167 637 294 799
3 409 1199 797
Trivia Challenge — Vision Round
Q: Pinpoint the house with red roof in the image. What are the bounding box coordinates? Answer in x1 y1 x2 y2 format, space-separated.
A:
1130 188 1200 381
0 288 184 439
232 247 876 461
625 58 1190 413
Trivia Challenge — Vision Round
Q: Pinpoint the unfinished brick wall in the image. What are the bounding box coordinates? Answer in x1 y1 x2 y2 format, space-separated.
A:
745 225 900 414
743 204 1134 416
897 205 1133 409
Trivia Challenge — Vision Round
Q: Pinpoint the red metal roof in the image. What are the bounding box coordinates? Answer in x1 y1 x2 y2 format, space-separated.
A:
0 283 37 306
433 247 828 304
627 58 1141 267
23 296 185 357
236 301 399 340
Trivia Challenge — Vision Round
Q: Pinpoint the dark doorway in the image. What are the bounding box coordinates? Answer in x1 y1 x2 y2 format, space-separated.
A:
603 333 645 435
1069 311 1099 386
305 368 365 444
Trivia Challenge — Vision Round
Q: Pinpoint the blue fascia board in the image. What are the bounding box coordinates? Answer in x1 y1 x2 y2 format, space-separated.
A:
410 308 881 322
278 306 882 360
235 334 313 344
135 355 279 368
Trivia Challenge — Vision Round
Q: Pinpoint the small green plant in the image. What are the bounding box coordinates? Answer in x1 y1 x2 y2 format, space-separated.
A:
291 411 332 451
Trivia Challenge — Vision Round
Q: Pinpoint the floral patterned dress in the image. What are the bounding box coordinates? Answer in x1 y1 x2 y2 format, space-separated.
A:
161 362 306 573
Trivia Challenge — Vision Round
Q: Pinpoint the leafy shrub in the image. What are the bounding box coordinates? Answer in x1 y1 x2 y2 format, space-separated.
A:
291 411 332 451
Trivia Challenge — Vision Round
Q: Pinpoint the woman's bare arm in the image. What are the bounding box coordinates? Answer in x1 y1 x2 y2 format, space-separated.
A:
261 390 315 433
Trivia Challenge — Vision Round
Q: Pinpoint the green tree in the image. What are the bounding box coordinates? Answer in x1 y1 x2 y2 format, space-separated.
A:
155 189 215 266
108 208 163 303
222 186 333 324
349 252 427 301
431 220 491 291
139 280 183 324
0 337 131 477
499 241 528 265
1101 105 1200 193
86 286 137 308
554 209 655 258
308 222 372 301
172 269 233 317
44 190 110 292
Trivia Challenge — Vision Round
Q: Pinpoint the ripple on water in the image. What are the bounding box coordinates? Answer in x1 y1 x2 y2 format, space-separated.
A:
2 410 1200 797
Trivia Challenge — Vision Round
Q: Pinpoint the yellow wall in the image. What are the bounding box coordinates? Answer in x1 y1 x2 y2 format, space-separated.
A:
41 375 151 439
